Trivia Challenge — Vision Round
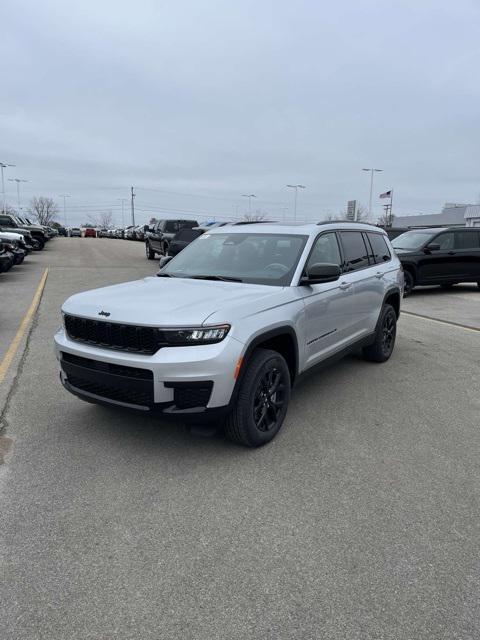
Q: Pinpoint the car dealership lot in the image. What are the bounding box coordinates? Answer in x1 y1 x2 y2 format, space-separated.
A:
1 239 480 639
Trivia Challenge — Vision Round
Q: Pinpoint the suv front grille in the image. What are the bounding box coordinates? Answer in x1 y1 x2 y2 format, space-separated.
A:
64 314 159 354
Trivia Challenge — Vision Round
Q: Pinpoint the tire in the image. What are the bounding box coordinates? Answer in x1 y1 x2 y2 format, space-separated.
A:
160 242 169 256
441 283 455 289
403 270 414 297
145 241 155 260
362 304 397 363
224 348 291 447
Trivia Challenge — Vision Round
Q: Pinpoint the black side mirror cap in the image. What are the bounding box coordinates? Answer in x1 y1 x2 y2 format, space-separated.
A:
424 243 440 252
300 262 341 285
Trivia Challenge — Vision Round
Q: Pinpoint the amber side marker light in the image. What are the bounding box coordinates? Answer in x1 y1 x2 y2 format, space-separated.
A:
234 357 243 379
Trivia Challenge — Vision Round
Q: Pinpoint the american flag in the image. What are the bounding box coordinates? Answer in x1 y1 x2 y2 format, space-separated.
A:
380 190 392 199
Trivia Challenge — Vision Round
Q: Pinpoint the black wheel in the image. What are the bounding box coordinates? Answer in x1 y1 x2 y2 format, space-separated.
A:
224 348 291 447
161 242 169 256
441 283 455 289
403 270 414 297
362 304 397 363
145 242 155 260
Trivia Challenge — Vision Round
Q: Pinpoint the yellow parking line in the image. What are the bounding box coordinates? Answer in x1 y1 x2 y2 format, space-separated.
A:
0 268 49 385
402 310 480 334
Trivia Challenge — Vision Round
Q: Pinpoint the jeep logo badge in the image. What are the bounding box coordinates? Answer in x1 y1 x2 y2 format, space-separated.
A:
98 310 110 317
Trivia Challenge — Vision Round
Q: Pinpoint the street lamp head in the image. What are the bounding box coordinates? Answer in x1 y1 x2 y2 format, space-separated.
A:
0 162 16 168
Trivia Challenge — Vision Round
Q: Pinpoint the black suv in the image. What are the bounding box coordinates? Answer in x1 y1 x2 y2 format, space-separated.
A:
145 219 198 259
391 227 480 295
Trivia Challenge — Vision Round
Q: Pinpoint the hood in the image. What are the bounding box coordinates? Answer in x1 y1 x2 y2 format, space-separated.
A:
62 276 287 326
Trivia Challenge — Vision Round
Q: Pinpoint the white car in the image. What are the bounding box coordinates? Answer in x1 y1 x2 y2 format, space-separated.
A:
55 222 403 446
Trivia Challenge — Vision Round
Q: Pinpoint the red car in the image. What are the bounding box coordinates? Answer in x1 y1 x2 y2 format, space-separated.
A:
84 228 97 238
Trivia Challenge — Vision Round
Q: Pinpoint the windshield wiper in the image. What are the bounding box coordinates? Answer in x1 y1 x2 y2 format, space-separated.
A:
190 274 243 282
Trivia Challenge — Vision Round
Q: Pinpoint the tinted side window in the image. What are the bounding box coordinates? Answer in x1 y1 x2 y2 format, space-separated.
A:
434 232 454 250
455 231 480 250
0 215 14 226
165 221 181 233
339 231 370 271
178 220 198 230
306 232 341 271
367 233 391 263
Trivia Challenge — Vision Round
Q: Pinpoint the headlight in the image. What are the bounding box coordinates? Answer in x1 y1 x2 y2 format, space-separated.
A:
160 324 230 346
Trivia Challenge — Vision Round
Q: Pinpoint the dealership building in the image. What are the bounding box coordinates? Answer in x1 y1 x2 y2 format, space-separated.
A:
394 203 480 229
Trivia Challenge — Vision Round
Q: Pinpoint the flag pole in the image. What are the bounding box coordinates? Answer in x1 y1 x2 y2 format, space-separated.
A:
389 190 394 226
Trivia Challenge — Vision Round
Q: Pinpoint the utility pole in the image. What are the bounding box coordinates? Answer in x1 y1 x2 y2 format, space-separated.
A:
242 194 256 215
8 178 28 210
362 168 383 218
131 187 136 226
286 184 306 222
0 161 16 213
389 189 394 226
59 194 71 226
117 198 127 226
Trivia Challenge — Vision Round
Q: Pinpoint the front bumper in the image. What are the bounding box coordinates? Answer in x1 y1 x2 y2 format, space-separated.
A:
54 328 244 420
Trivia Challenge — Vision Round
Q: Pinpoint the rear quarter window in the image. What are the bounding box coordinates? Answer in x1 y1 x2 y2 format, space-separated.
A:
367 233 391 263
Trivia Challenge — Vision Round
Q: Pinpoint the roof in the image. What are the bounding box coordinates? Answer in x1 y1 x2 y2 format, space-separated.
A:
207 221 385 236
394 205 468 228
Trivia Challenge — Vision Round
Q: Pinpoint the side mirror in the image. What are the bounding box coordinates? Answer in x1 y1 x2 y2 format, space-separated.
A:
425 243 440 252
300 262 341 285
158 255 173 270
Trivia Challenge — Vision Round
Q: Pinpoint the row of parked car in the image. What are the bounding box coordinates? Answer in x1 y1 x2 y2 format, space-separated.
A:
0 213 58 274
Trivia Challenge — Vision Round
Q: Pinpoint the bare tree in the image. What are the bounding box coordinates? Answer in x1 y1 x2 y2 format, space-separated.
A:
87 211 113 229
337 203 368 222
29 197 59 226
1 203 18 215
377 211 395 227
242 211 266 222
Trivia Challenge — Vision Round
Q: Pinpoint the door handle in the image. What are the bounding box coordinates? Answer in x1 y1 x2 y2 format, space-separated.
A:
339 281 352 290
375 271 384 279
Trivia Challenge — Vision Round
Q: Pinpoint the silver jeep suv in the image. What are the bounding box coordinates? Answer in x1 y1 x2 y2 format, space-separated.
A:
54 222 403 447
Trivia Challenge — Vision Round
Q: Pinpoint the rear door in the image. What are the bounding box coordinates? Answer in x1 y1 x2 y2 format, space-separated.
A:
338 230 384 337
453 230 480 279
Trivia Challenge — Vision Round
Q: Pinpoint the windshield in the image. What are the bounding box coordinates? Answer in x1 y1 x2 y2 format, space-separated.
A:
162 232 308 286
391 230 435 250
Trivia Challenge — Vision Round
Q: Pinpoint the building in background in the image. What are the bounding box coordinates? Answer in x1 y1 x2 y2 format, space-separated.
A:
393 203 480 229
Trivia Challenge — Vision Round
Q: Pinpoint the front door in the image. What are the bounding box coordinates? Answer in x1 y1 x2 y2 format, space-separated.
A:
417 231 457 283
302 231 352 367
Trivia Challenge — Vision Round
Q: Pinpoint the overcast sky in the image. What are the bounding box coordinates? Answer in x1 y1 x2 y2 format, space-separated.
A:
1 0 479 226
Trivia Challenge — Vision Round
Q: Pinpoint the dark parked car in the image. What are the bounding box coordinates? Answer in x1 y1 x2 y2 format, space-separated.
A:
145 219 198 259
392 227 480 296
0 214 47 249
167 228 204 257
0 245 15 272
56 226 68 236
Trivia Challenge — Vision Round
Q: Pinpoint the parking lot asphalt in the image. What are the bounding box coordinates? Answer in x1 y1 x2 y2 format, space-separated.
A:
1 238 480 640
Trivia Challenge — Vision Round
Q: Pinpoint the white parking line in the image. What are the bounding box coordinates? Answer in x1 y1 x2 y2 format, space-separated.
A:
402 310 480 334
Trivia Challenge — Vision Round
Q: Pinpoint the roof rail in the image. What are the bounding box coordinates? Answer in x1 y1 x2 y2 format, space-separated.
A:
233 220 278 225
316 220 375 226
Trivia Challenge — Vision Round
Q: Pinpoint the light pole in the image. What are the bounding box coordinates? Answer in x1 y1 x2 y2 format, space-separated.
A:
362 168 383 218
1 161 16 213
242 194 256 215
117 198 127 227
286 184 306 222
8 178 28 210
59 194 71 226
